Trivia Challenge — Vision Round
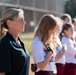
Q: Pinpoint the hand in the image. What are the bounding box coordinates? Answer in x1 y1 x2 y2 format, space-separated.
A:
47 51 53 55
75 54 76 58
62 43 67 53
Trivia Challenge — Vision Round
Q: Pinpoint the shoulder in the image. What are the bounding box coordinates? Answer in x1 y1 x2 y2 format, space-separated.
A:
32 37 43 46
32 37 44 49
61 36 71 44
61 36 68 42
0 36 10 48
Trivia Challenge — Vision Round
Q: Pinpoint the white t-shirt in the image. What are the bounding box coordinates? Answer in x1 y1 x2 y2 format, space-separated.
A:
61 36 76 64
32 36 57 73
55 36 66 64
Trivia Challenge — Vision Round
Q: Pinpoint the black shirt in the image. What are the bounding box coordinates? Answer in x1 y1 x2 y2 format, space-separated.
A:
0 32 30 75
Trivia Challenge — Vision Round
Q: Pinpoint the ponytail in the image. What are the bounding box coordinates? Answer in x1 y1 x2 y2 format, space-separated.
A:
59 23 72 41
0 19 7 40
59 30 64 41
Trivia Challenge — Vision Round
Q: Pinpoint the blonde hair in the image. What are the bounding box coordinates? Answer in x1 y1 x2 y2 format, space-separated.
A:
0 8 24 39
34 14 57 50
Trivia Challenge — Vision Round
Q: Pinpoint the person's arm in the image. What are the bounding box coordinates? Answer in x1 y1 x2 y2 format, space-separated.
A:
55 49 65 61
37 51 53 70
55 44 67 61
32 41 53 70
0 73 5 75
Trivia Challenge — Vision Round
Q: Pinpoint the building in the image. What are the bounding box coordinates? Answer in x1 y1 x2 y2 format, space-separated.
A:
0 0 65 35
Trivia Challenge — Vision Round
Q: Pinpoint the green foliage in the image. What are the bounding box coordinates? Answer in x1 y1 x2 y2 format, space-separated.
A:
20 32 34 55
65 0 76 18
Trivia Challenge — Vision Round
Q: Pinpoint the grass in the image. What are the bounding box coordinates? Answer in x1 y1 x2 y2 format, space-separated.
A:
20 32 34 75
20 32 34 55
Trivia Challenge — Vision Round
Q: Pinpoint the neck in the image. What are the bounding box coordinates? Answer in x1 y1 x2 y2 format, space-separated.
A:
8 30 19 41
65 35 71 39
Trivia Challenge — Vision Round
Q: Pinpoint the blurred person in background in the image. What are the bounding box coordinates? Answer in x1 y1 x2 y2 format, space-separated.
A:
72 18 76 42
61 14 72 25
0 8 30 75
55 17 67 75
60 23 76 75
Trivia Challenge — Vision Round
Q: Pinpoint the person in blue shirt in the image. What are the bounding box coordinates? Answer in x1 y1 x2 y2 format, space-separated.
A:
0 8 30 75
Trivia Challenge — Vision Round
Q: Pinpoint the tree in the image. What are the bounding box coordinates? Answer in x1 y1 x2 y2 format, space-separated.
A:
65 0 76 18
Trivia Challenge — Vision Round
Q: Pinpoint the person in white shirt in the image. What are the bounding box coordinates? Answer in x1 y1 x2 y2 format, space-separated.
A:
72 18 76 42
32 14 66 75
55 36 66 75
60 23 76 75
55 17 67 75
32 14 59 75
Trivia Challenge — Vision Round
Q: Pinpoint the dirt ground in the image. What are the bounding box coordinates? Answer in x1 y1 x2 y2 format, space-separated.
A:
29 57 34 75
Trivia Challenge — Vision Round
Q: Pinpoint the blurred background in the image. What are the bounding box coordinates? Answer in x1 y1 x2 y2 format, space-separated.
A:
0 0 76 75
0 0 76 33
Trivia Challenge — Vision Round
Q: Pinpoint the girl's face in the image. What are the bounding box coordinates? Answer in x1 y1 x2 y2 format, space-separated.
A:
64 17 71 24
73 22 76 31
55 25 62 35
64 26 74 38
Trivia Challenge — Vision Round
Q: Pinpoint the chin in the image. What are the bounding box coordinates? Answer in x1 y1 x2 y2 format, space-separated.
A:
19 30 24 33
22 29 25 32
